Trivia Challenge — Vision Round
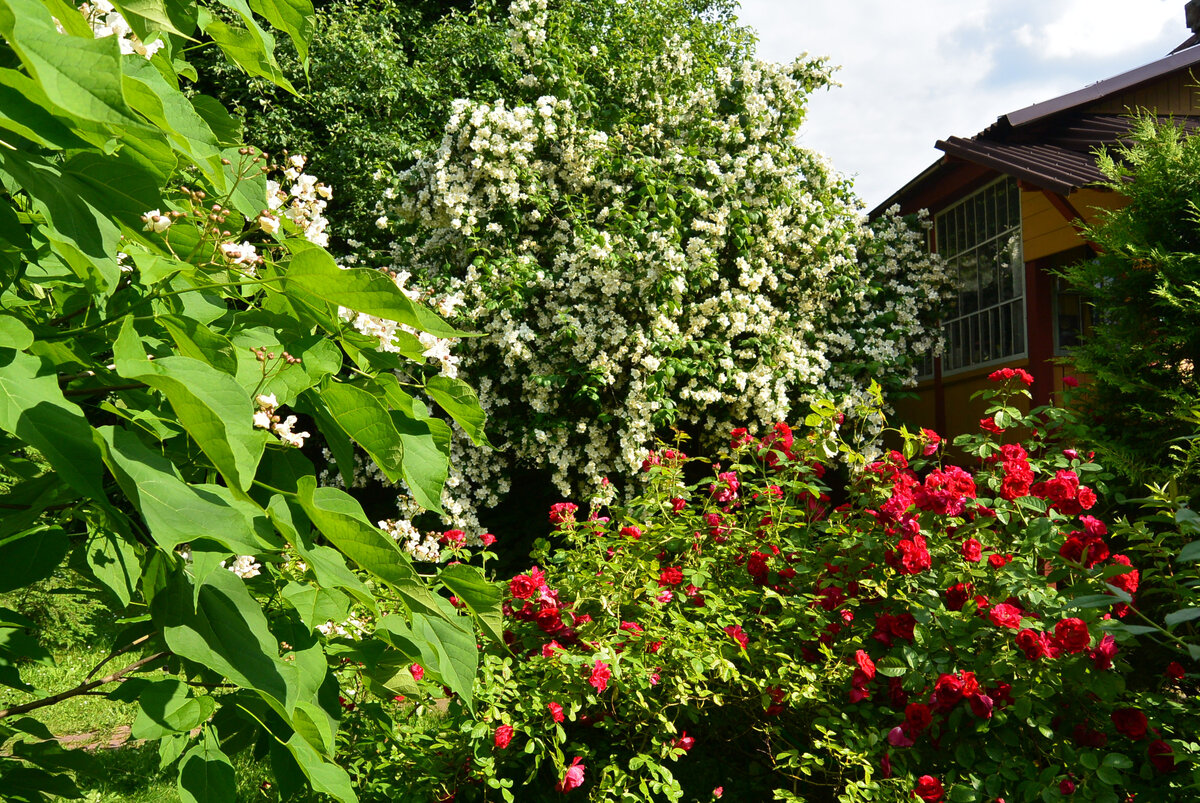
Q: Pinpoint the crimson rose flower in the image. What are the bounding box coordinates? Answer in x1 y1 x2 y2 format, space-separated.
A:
494 725 514 749
913 774 944 802
548 702 565 723
989 603 1023 629
1054 618 1091 654
1111 708 1148 740
557 757 585 792
905 703 932 733
658 567 683 587
724 625 749 650
588 660 611 692
1148 739 1175 773
509 574 537 599
961 538 982 562
932 674 963 711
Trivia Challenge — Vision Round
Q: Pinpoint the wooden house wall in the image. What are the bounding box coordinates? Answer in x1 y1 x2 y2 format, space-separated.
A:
1084 71 1200 115
1021 188 1126 262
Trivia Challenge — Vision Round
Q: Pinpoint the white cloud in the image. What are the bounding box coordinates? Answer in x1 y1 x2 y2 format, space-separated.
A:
1016 0 1177 59
735 0 1190 207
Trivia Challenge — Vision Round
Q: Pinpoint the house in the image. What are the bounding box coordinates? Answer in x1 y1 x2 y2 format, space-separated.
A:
875 3 1200 438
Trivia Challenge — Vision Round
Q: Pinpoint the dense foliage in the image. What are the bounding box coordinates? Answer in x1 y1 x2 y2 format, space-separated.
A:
332 374 1199 802
1059 115 1200 494
0 2 500 801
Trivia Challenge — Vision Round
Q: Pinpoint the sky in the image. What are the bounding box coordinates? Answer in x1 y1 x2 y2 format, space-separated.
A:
734 0 1191 210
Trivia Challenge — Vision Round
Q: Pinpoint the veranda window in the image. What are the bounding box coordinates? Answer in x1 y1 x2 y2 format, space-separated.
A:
934 177 1025 374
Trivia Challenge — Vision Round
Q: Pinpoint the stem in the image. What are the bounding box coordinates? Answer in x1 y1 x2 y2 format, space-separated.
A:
85 635 152 681
0 652 167 722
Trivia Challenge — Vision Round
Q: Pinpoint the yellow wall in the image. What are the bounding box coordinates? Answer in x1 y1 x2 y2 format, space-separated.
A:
1021 187 1126 262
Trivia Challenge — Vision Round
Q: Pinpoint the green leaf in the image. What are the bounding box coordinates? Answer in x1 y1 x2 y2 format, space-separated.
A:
1101 752 1134 769
283 248 468 338
1164 607 1200 627
84 524 141 607
157 566 301 712
177 729 235 803
1178 540 1200 562
282 581 349 631
0 526 69 593
0 315 32 350
0 150 124 292
392 412 449 514
122 56 224 184
247 0 314 63
222 145 269 218
197 7 296 94
293 477 447 622
189 94 242 146
99 426 278 553
318 380 404 482
160 314 239 376
0 349 106 500
439 563 505 647
114 318 266 492
0 68 89 150
121 679 217 739
0 0 144 126
283 732 358 803
425 375 492 448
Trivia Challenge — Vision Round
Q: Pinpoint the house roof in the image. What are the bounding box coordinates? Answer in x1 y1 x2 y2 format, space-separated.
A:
871 39 1200 217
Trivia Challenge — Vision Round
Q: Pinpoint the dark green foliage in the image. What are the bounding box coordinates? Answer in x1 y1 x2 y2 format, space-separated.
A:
193 0 752 257
1059 115 1200 495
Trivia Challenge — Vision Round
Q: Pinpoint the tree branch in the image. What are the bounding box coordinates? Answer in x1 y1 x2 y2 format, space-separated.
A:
0 652 167 722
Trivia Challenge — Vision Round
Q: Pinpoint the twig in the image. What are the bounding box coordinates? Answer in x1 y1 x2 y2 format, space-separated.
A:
0 652 167 722
85 635 152 681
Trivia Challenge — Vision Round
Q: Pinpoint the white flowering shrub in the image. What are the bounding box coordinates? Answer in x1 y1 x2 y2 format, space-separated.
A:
372 1 948 521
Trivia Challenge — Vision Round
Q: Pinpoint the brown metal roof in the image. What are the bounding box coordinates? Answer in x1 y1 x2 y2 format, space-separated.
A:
935 113 1200 196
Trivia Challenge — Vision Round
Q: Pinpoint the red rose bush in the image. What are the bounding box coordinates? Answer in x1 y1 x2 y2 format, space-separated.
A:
335 378 1197 801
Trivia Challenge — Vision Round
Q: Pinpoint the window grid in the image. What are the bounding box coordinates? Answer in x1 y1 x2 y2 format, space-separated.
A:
933 178 1026 375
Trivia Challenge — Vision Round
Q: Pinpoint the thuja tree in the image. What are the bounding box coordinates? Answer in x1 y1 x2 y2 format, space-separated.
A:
1059 115 1200 494
0 1 498 800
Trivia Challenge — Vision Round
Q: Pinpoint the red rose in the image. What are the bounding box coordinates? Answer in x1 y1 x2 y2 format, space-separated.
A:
855 649 876 680
989 603 1024 629
619 526 642 540
968 693 994 719
548 502 579 525
1054 618 1091 654
905 703 933 733
932 674 963 711
961 538 983 562
557 757 585 792
724 625 749 650
988 553 1013 569
548 702 565 722
913 775 944 802
1090 633 1119 670
897 535 932 574
1060 778 1075 795
1148 739 1175 773
658 567 684 587
980 416 1004 434
588 660 611 692
944 582 973 611
1165 661 1185 680
410 663 425 681
494 725 514 749
1111 708 1148 740
509 574 537 599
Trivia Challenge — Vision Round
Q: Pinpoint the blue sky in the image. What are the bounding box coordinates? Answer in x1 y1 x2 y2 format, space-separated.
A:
735 0 1190 208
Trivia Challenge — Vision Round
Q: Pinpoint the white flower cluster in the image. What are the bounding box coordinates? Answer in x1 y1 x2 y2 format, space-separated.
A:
376 30 947 530
377 518 442 563
222 555 262 579
267 154 332 248
71 0 165 58
253 393 310 448
316 615 370 640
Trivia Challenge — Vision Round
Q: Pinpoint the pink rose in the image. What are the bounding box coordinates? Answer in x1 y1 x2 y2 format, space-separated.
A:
557 757 585 792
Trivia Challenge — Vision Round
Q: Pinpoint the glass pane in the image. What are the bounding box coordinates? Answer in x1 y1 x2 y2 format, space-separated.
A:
959 251 979 315
1012 302 1025 354
999 303 1011 355
979 239 999 309
1007 178 1020 224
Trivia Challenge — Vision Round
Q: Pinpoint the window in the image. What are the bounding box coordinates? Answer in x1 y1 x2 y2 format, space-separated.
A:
934 177 1025 374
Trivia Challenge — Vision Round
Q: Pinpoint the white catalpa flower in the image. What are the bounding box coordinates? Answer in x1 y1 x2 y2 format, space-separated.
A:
140 209 171 233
